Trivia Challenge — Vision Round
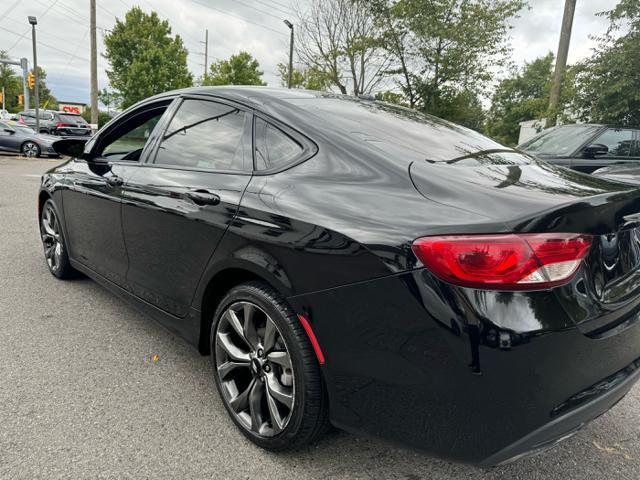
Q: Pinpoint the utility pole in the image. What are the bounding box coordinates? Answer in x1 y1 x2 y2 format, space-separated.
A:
90 0 98 127
20 58 29 112
548 0 577 122
202 29 208 82
284 20 294 89
28 16 39 132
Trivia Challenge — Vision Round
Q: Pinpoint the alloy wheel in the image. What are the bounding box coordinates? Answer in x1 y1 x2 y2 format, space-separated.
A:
215 301 295 437
23 142 39 158
41 203 62 272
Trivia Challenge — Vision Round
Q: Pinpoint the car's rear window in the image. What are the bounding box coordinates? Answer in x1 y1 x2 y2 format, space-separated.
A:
59 114 87 124
287 95 508 162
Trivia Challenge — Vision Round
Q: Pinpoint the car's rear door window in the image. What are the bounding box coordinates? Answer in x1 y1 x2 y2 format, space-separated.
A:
154 99 252 172
254 117 303 171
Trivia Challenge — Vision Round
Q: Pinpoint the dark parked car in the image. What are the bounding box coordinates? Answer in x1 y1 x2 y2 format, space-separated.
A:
518 123 640 173
0 120 58 157
40 87 640 465
17 109 91 136
592 164 640 186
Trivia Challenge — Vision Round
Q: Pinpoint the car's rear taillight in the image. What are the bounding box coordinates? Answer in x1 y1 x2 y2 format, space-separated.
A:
55 123 74 127
412 233 592 290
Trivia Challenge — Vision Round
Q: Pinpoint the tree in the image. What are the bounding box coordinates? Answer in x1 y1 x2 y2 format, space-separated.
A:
571 0 640 125
103 7 192 108
432 88 485 131
276 63 333 91
371 0 525 117
0 50 21 112
485 54 554 145
32 66 57 110
294 0 391 95
81 106 113 128
203 51 266 86
98 88 121 114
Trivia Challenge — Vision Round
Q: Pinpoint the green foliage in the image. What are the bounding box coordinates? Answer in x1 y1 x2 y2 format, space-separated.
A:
103 7 192 108
33 67 57 110
486 53 554 145
570 1 640 126
0 50 21 112
276 63 333 91
203 52 266 86
373 0 525 108
81 106 113 128
431 88 486 131
98 88 122 113
374 90 407 106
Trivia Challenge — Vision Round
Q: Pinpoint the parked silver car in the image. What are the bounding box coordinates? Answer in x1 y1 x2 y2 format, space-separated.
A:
0 120 59 157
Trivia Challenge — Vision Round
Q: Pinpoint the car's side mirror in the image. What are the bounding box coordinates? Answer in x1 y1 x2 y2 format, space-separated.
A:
52 138 89 158
583 143 609 158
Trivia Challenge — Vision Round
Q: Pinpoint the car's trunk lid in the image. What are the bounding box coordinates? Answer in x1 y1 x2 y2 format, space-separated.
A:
409 156 640 331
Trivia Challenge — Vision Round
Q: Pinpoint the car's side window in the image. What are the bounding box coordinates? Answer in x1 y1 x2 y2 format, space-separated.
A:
154 99 252 172
592 129 635 158
100 107 168 162
254 117 304 171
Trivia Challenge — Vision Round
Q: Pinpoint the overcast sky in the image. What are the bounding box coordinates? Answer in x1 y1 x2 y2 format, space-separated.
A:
0 0 613 106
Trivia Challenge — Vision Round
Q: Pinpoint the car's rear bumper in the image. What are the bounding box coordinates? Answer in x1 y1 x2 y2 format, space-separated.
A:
288 269 640 464
481 355 640 465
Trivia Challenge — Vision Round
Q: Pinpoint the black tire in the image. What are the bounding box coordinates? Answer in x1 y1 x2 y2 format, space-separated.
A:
22 141 40 158
40 199 76 279
210 281 329 450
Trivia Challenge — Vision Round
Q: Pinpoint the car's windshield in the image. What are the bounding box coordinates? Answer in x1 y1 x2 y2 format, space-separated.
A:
519 125 601 156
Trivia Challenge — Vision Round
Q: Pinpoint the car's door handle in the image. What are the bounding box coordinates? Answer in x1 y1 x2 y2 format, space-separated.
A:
184 189 221 206
106 176 124 187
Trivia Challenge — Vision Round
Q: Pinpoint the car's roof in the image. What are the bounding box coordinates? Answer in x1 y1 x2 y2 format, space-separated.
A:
138 86 510 163
143 86 333 110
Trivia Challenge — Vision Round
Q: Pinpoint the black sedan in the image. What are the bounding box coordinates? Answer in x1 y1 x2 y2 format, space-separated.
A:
518 123 640 173
0 120 58 157
40 87 640 465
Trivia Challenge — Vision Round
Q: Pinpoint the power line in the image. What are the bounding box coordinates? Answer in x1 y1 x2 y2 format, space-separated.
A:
263 0 294 12
0 25 91 64
7 0 60 52
96 2 120 19
59 26 91 79
4 16 70 45
233 0 287 21
254 0 294 16
192 0 287 36
0 0 21 23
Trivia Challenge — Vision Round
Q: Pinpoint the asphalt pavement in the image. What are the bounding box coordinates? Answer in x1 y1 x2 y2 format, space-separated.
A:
1 155 640 479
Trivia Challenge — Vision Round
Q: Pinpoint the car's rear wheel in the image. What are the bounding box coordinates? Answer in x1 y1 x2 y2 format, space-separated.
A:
40 199 76 279
22 141 40 158
210 281 329 450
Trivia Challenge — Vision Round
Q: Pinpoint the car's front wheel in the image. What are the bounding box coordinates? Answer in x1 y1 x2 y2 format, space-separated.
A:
22 141 40 158
40 199 76 279
210 281 329 450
